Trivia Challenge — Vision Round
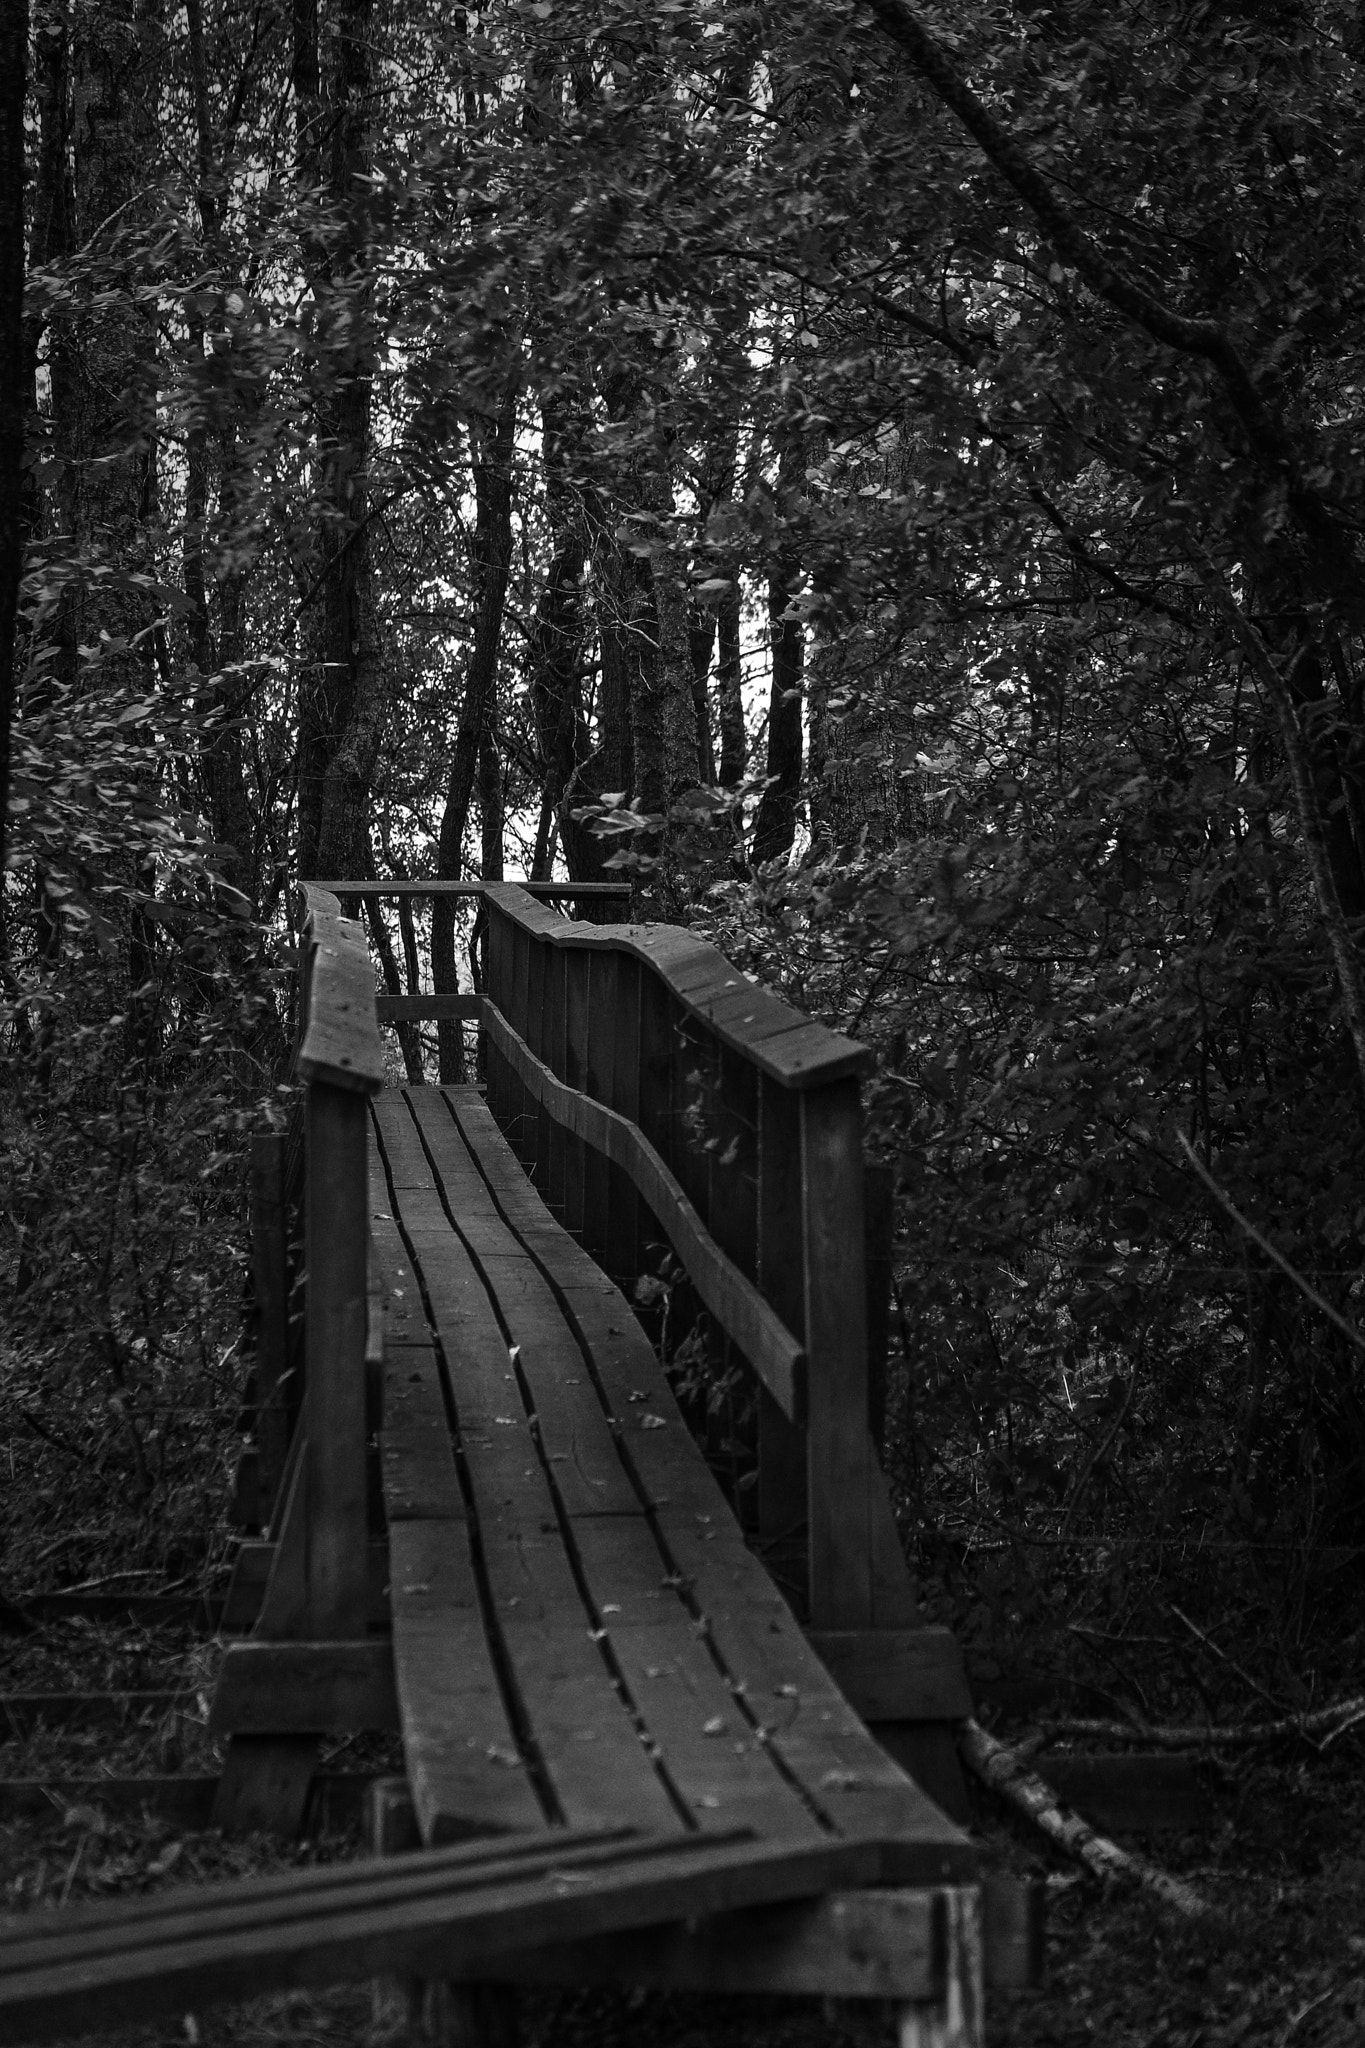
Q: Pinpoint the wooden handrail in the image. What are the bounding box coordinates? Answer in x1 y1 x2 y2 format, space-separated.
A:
480 1000 807 1423
480 883 869 1090
296 886 386 1091
291 885 383 1636
313 879 630 901
478 883 881 1629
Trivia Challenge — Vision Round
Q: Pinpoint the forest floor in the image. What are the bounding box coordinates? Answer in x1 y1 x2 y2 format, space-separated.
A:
4 1599 1365 2048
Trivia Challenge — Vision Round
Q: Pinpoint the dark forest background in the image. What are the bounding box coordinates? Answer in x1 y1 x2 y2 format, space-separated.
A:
4 0 1365 1707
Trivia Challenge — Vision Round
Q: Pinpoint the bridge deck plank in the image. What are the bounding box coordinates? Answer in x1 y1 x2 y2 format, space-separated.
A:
373 1101 681 1841
366 1084 973 1882
373 1088 828 1846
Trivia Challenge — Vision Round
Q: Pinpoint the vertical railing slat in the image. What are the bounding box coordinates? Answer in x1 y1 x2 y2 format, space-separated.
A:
563 948 590 1241
756 1075 808 1566
800 1078 874 1629
525 927 547 1192
606 952 642 1282
545 940 568 1221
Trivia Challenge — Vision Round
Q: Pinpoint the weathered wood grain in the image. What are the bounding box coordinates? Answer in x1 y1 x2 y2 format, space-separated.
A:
478 1006 806 1425
800 1079 874 1629
315 881 630 901
805 1630 973 1723
305 1080 372 1637
250 1132 291 1514
371 1110 682 1837
0 1830 893 2044
435 1088 973 1883
496 1887 942 1998
210 1642 399 1735
386 1520 546 1842
295 890 386 1095
482 886 870 1091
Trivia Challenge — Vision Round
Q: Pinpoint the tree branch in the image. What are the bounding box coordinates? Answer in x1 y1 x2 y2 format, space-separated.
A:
859 0 1292 468
1196 565 1365 1108
959 1718 1208 1915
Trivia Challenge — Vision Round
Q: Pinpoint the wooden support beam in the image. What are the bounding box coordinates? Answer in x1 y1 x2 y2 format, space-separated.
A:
807 1625 974 1826
0 1829 894 2043
898 1887 984 2048
220 1538 390 1636
305 1081 372 1637
505 1888 942 1998
210 1641 399 1735
250 1131 292 1513
230 1447 263 1531
209 1736 319 1840
807 1629 973 1723
362 1783 1043 1999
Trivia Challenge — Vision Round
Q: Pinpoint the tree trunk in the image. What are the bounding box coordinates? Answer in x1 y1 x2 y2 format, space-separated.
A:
183 0 257 901
593 362 700 908
0 0 27 873
432 368 518 1079
695 312 748 791
752 423 806 866
296 0 385 886
479 723 504 881
716 583 745 788
44 2 160 695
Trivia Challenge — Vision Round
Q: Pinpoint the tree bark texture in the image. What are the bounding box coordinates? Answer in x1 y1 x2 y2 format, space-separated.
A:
593 361 700 905
296 0 388 885
179 0 259 898
0 0 28 872
40 2 160 699
432 367 518 1079
527 398 589 881
752 422 806 866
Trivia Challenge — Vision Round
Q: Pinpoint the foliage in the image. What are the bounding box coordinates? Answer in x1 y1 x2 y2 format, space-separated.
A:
5 0 1365 1674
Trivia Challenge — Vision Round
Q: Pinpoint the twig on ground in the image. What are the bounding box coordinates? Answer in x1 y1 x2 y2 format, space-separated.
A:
957 1717 1208 1916
1041 1695 1365 1750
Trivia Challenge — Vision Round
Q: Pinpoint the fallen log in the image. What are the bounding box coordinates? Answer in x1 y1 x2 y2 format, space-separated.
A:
957 1719 1207 1918
1040 1695 1365 1752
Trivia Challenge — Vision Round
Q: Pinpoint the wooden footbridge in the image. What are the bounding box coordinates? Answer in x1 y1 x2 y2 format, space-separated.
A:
0 883 1040 2047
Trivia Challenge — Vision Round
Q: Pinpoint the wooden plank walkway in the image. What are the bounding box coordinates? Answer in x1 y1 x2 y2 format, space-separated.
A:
370 1082 974 1885
2 885 1037 2048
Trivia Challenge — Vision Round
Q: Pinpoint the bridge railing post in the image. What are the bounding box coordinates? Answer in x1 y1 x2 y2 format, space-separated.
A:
303 1075 372 1637
211 888 387 1835
249 1131 291 1522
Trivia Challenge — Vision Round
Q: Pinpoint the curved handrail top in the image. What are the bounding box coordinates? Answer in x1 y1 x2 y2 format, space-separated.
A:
480 1000 807 1424
482 883 871 1091
296 884 386 1094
